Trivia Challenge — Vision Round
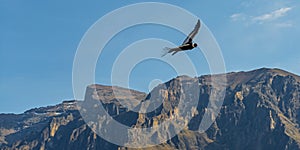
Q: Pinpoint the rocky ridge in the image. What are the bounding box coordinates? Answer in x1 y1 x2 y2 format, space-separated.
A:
0 68 299 150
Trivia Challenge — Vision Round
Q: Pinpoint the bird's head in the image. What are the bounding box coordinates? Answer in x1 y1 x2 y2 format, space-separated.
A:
192 43 198 48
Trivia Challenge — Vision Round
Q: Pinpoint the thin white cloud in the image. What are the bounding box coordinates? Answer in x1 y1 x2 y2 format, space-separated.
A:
252 7 292 22
230 13 246 21
230 7 293 27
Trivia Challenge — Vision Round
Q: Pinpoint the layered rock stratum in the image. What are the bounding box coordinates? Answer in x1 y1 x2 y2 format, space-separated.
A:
0 68 299 150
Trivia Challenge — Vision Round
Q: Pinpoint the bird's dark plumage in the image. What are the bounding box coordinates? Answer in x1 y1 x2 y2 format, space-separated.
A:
162 19 201 57
182 19 201 45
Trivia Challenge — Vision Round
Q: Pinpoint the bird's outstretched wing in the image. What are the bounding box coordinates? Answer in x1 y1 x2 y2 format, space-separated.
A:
182 19 201 45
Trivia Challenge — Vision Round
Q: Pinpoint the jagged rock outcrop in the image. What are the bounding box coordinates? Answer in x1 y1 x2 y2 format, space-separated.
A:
0 68 299 150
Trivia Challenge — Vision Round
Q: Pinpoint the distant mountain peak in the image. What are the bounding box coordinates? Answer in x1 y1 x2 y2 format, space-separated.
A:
228 67 300 80
1 68 300 150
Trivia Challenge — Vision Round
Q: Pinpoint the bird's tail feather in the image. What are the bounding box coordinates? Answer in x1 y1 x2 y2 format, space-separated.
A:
161 47 171 57
172 51 179 55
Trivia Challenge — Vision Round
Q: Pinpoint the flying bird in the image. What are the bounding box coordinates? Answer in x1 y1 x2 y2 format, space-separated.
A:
162 19 201 57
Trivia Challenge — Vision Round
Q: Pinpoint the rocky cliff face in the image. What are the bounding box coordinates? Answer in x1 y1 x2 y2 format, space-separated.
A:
0 68 300 150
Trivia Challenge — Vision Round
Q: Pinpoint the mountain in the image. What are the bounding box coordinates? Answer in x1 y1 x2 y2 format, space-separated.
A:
0 68 300 150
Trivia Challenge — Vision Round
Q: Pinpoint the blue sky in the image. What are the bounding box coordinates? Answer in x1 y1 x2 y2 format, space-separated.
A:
1 0 299 113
